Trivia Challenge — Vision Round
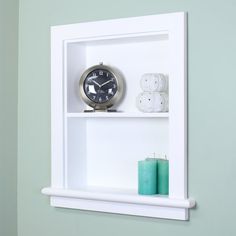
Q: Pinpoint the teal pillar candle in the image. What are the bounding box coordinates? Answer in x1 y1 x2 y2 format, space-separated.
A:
157 159 169 195
138 159 157 195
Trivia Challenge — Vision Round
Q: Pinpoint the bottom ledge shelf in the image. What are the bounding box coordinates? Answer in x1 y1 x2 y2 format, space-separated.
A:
42 187 196 220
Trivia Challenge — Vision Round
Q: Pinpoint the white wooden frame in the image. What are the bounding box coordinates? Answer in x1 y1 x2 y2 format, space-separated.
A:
42 12 196 220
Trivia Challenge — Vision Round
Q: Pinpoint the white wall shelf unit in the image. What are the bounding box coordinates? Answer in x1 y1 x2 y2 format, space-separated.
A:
42 12 196 220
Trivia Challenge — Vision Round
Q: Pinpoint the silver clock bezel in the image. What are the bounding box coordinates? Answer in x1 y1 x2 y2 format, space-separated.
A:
79 64 124 111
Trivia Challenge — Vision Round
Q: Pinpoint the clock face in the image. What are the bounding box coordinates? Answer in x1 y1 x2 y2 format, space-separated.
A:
83 69 118 104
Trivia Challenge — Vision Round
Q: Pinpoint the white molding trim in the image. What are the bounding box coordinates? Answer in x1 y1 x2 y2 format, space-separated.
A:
42 187 196 209
42 187 195 220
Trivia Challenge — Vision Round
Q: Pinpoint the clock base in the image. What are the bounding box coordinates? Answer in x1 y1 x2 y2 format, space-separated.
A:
84 109 117 113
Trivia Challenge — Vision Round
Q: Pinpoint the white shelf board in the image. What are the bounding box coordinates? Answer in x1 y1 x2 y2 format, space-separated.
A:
42 187 195 210
66 112 169 118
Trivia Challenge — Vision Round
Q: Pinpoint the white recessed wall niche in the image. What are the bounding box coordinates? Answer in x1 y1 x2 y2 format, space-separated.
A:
42 12 196 220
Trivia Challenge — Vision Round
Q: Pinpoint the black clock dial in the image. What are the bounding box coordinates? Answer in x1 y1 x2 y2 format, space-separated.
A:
83 69 118 104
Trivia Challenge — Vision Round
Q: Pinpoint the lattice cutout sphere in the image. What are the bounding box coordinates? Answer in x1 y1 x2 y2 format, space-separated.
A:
140 73 168 92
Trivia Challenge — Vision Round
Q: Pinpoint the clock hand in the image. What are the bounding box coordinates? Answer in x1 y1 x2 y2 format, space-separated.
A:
92 80 102 87
100 80 113 87
89 75 98 80
87 76 102 87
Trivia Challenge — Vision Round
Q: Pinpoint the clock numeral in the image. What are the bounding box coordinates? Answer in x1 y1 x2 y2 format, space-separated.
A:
106 73 109 77
106 96 109 100
99 70 103 76
99 97 102 102
92 72 96 77
108 89 114 95
93 95 96 100
113 84 116 89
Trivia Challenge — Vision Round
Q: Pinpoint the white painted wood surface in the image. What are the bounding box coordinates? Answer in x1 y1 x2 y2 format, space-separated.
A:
42 187 195 220
66 112 169 118
42 12 196 220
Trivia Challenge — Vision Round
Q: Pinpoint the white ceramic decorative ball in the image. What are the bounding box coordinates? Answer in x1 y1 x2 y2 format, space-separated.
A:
136 92 168 112
136 92 154 112
140 73 168 92
152 92 168 112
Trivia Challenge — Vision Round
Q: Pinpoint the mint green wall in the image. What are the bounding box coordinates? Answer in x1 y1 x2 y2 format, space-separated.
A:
18 0 236 236
0 0 18 236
